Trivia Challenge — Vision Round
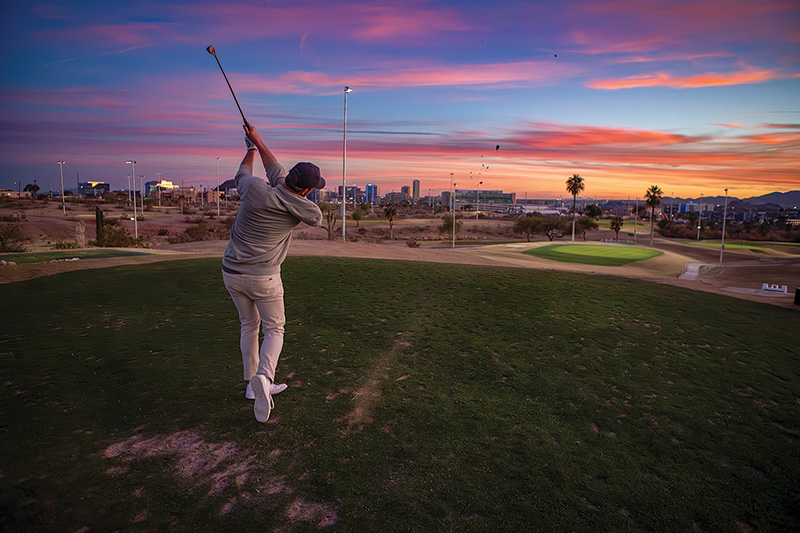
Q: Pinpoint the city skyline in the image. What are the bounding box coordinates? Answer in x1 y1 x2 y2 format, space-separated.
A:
1 0 798 199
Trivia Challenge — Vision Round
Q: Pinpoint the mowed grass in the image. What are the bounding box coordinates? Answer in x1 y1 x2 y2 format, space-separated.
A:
1 257 797 531
524 243 663 266
1 249 149 264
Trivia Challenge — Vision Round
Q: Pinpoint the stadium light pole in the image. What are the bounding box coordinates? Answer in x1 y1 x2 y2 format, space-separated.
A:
720 188 729 264
57 160 66 216
696 193 703 240
342 86 353 243
476 181 482 220
451 173 457 249
139 175 146 218
156 172 162 206
216 158 221 216
126 161 138 239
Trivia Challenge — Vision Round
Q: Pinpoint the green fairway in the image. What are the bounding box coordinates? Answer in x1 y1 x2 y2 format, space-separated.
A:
1 258 797 531
1 249 149 264
524 243 663 266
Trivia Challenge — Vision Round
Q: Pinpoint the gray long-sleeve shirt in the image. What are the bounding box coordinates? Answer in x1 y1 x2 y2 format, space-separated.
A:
222 161 323 276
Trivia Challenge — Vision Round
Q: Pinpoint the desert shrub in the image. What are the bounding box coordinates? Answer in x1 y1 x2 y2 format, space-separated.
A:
158 228 169 236
294 232 324 240
0 223 30 252
54 241 78 249
94 224 145 248
438 215 463 235
406 239 421 248
166 222 230 243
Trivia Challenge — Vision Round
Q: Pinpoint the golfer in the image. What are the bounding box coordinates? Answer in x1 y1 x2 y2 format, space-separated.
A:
222 123 324 423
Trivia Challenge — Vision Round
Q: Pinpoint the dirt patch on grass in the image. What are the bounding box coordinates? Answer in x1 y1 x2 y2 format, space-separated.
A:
103 427 339 525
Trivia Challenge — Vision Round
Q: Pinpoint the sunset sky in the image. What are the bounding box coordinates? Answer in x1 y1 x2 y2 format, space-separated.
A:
1 0 798 199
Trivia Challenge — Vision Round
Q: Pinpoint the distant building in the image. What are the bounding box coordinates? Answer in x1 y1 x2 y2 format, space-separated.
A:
365 184 379 204
337 185 361 204
455 189 515 211
412 180 420 202
145 179 179 198
385 191 409 204
308 189 331 203
78 181 110 197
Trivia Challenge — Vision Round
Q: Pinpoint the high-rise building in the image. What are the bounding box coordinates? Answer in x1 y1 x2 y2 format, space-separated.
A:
365 183 379 204
412 179 420 202
401 185 411 196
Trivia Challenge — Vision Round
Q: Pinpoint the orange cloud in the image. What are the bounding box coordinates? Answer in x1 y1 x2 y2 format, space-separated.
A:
588 66 784 89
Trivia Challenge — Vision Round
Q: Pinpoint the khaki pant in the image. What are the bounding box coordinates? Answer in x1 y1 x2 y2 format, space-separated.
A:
222 271 285 383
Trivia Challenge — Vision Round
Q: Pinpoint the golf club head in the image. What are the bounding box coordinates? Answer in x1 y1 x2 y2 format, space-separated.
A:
206 45 216 57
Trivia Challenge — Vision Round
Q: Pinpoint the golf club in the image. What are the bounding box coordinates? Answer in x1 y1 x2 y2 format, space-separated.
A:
206 45 249 126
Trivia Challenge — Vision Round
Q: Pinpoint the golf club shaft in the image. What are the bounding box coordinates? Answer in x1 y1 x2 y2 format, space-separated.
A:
212 54 248 126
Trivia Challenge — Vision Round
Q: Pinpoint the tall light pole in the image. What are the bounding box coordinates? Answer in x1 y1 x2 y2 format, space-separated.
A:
633 198 639 244
216 158 221 216
126 161 138 239
139 175 146 218
720 188 729 264
696 193 703 240
156 172 162 206
342 86 353 243
476 181 482 220
57 160 66 216
451 173 456 249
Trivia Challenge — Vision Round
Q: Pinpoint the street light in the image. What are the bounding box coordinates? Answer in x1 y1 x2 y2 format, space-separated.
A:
57 160 66 216
139 175 145 218
156 172 162 206
342 86 353 243
216 158 221 216
126 161 138 239
697 193 703 240
720 188 729 264
451 173 456 249
476 181 482 220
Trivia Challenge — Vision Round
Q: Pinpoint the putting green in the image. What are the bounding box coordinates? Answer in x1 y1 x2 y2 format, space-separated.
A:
523 244 663 266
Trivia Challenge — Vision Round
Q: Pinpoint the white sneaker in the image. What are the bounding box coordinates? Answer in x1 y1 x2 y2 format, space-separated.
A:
246 381 287 399
251 375 274 423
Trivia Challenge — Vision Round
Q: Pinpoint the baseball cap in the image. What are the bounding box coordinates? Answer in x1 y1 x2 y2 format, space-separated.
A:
287 162 326 190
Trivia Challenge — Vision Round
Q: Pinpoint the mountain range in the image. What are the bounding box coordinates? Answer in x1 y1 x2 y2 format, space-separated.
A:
669 191 800 209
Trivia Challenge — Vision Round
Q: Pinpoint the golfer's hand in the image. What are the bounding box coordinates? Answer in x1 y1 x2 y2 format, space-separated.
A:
243 124 263 147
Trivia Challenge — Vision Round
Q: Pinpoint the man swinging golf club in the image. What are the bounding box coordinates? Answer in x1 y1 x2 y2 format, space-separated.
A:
222 123 324 423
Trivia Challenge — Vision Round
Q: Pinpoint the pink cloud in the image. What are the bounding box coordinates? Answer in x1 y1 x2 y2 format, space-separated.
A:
587 66 785 89
224 60 578 95
187 2 471 46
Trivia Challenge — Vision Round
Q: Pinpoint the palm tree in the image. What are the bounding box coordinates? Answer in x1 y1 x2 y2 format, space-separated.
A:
565 174 585 241
610 216 623 242
644 185 663 246
384 204 398 240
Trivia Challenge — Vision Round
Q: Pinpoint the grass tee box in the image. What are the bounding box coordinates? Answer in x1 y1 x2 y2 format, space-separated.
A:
524 243 663 266
0 257 797 531
2 249 149 265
